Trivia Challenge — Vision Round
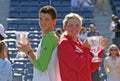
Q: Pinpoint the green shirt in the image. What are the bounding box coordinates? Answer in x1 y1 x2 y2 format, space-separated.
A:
34 32 58 72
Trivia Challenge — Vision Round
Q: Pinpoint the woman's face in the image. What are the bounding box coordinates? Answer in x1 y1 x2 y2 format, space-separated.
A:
65 18 82 40
110 47 118 56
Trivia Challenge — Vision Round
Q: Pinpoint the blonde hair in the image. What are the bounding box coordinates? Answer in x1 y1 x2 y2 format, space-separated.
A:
106 44 120 57
63 13 83 29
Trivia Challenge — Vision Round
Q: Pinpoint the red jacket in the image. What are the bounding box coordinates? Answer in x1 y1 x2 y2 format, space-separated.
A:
58 35 104 81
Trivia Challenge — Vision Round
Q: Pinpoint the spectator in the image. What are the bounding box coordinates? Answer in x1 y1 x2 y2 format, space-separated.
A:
109 14 116 44
79 0 93 7
78 27 88 42
104 44 120 81
71 0 93 8
87 24 100 37
55 28 63 39
16 5 61 81
96 0 108 15
87 23 101 81
71 0 79 7
112 16 120 48
58 13 107 81
0 24 13 81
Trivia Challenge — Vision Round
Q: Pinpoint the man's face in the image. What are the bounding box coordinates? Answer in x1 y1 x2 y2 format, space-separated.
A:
39 13 56 33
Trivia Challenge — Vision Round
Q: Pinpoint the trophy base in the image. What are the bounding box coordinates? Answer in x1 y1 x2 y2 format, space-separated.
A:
16 52 26 59
91 57 101 62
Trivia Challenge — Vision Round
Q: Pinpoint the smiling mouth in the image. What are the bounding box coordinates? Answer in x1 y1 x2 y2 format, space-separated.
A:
41 25 46 28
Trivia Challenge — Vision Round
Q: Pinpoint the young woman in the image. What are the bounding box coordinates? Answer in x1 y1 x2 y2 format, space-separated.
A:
58 13 107 81
104 44 120 81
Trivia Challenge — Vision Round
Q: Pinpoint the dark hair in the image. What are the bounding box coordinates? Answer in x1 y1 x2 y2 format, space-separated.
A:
0 43 2 52
0 34 5 53
113 16 119 21
0 34 4 40
55 28 63 38
111 14 115 20
39 5 57 20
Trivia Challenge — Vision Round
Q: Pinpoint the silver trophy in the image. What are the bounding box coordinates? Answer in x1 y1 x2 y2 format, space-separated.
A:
87 36 102 62
15 31 29 59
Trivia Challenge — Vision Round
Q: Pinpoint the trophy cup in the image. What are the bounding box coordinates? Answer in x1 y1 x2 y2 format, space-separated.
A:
87 36 102 62
15 31 29 59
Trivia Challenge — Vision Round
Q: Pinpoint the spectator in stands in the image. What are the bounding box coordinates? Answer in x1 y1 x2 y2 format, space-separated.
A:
112 16 120 49
58 13 107 81
71 0 79 7
87 23 100 37
16 6 61 81
109 14 116 44
79 0 93 7
55 28 63 40
0 24 13 81
78 27 88 42
71 0 93 8
87 23 101 81
104 44 120 81
96 0 108 15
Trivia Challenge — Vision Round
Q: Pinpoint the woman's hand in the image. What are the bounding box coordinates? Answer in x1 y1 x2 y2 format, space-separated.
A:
83 36 108 50
101 37 108 50
83 39 91 49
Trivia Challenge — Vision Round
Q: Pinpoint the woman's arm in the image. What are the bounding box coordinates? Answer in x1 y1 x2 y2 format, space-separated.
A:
104 57 110 76
58 40 87 71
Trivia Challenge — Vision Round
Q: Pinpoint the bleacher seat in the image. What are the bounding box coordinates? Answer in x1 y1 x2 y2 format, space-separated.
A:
10 1 20 7
83 19 95 28
20 1 30 7
13 74 22 81
18 24 29 31
71 7 83 13
29 12 38 18
7 20 19 30
24 75 33 81
30 1 39 7
116 11 120 18
9 7 20 13
9 11 19 18
29 31 42 40
28 20 40 30
19 12 29 18
5 31 16 39
19 7 29 12
54 7 63 13
39 1 49 7
112 1 120 11
57 13 63 19
6 40 16 49
8 50 18 59
29 6 39 12
83 12 94 19
62 1 71 7
52 1 62 7
62 7 71 13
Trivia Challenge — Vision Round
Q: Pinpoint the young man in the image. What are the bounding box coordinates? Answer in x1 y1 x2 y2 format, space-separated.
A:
17 5 61 81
